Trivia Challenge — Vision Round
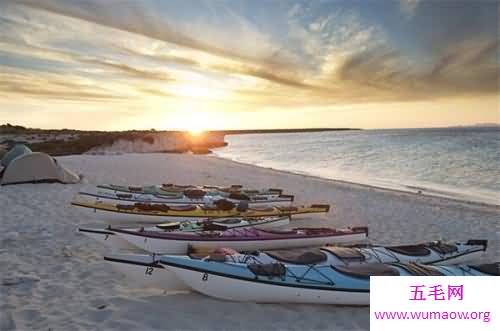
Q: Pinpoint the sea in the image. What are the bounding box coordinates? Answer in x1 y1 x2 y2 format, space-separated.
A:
214 127 500 206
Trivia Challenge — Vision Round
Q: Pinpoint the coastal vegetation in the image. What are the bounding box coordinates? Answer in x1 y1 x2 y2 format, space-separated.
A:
0 124 227 156
1 124 359 157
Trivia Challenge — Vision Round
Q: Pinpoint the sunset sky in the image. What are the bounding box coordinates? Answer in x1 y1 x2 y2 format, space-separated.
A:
0 0 498 131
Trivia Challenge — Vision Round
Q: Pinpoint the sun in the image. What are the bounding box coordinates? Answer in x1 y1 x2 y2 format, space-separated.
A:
167 107 222 134
156 82 233 133
181 111 209 134
188 127 205 136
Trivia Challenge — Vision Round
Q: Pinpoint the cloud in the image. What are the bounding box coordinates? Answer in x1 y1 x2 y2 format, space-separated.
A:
0 39 173 84
425 39 500 95
400 0 421 18
7 0 307 92
211 63 316 90
0 71 127 101
1 0 498 111
336 48 404 89
112 43 199 67
332 37 499 101
138 87 175 98
235 37 499 107
77 58 173 82
16 0 296 69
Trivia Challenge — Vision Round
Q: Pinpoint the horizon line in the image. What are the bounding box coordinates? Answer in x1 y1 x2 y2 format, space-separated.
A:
1 123 499 135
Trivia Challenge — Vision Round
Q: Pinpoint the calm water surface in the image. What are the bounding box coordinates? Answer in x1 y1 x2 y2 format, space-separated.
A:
215 127 500 205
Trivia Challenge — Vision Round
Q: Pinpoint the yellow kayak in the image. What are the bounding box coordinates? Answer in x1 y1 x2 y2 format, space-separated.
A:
71 200 331 223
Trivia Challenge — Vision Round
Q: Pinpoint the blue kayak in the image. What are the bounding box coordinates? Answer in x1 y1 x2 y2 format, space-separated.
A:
160 256 499 305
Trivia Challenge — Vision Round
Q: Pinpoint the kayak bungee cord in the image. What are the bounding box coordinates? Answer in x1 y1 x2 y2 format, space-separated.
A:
359 247 402 265
291 264 337 286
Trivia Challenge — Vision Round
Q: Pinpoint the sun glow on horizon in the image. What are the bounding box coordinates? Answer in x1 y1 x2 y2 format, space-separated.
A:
188 128 205 136
166 105 228 133
156 83 235 133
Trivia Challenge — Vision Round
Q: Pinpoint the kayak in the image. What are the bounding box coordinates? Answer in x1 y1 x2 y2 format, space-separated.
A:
97 184 284 197
78 216 291 251
71 200 330 223
109 226 369 254
79 227 138 251
76 189 294 206
104 254 191 291
160 257 499 304
102 239 487 292
214 239 489 266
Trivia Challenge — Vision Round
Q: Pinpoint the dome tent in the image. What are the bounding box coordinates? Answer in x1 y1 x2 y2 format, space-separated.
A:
1 152 80 185
1 144 32 167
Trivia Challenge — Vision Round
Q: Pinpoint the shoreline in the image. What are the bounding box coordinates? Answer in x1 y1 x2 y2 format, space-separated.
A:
210 154 500 211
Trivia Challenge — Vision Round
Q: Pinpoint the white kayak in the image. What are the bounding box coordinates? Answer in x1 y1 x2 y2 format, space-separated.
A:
102 239 488 292
161 257 498 305
78 216 291 252
226 239 489 266
97 184 285 198
109 226 369 254
77 189 294 207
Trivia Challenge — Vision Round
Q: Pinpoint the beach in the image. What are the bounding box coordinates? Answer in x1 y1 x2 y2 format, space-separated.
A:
1 153 498 331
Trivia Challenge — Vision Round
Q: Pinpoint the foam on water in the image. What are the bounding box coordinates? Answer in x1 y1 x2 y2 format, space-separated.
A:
215 127 500 206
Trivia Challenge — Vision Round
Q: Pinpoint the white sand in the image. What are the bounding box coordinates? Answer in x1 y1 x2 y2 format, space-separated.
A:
1 153 498 330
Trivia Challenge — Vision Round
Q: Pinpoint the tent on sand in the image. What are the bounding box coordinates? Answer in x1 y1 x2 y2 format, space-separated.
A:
1 143 32 168
1 151 80 185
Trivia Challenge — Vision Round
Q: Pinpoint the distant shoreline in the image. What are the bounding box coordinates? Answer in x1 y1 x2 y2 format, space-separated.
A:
213 128 360 135
0 123 360 135
0 124 359 157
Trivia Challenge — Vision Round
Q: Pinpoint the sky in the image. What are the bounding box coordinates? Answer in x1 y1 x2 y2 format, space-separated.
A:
0 0 498 131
